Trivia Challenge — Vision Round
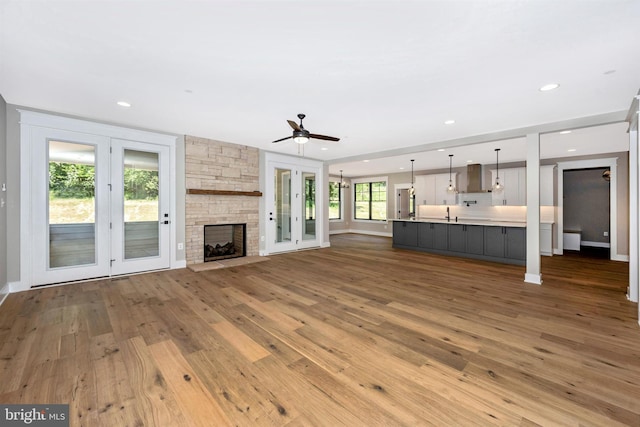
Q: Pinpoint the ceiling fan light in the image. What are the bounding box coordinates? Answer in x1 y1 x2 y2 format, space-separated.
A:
293 135 309 144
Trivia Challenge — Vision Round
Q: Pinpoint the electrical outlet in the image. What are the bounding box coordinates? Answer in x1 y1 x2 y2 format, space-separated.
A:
261 236 265 242
177 243 183 250
603 231 609 237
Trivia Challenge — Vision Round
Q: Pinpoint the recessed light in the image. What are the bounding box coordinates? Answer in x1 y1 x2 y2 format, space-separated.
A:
466 160 473 163
117 101 131 107
444 120 455 125
363 160 369 163
399 167 405 170
560 130 572 134
437 149 445 152
539 83 560 92
567 148 577 152
320 147 329 151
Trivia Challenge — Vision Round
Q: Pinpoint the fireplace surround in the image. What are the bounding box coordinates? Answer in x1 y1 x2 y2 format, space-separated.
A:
204 223 246 262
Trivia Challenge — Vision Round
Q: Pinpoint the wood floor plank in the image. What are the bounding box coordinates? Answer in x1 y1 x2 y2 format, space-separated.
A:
148 339 232 426
0 234 638 426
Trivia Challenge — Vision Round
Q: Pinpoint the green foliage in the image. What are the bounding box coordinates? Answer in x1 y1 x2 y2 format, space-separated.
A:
124 168 158 200
49 162 95 198
49 162 159 200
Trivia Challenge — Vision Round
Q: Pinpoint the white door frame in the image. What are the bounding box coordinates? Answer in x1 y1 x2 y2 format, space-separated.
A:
18 110 178 291
556 157 620 260
110 139 171 276
263 152 324 255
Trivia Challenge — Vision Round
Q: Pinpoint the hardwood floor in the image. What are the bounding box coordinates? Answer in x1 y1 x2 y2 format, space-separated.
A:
1 234 639 426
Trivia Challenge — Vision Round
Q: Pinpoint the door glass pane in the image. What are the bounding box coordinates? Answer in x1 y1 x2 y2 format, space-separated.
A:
124 149 159 259
48 140 96 268
303 172 316 240
275 168 291 243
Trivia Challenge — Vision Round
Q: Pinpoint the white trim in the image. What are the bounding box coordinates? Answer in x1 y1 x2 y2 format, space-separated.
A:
581 241 611 248
394 182 412 219
329 229 392 238
18 110 180 291
0 284 9 306
329 229 351 235
524 273 543 285
556 157 619 261
613 254 630 262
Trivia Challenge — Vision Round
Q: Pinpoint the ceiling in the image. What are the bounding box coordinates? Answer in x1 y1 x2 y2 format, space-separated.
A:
1 1 638 175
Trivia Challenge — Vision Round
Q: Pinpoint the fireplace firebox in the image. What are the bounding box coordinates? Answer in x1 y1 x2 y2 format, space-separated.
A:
204 224 246 262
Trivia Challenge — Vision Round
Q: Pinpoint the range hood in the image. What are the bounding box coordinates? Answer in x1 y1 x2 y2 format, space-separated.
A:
466 163 488 193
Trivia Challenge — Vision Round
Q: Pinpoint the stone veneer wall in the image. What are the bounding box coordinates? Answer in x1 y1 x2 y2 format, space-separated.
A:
185 135 260 265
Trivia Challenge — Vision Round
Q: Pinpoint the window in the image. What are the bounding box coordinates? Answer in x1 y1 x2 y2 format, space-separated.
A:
354 180 387 221
329 181 341 220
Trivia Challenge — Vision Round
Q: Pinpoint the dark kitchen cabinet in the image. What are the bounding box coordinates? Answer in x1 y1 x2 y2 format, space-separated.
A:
483 226 526 261
393 221 526 265
449 224 484 255
418 222 448 250
393 221 418 248
505 227 526 260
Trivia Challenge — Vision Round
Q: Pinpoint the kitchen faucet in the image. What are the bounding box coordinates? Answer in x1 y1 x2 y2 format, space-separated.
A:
445 206 450 222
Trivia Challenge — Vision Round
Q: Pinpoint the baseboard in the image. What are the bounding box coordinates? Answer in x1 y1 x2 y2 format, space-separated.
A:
611 254 629 262
0 283 9 307
553 248 563 255
321 242 331 248
330 229 392 238
581 241 611 248
524 273 543 285
329 229 350 235
172 260 187 269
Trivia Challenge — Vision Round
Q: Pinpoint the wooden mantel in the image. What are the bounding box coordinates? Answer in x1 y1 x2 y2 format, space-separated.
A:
187 189 262 197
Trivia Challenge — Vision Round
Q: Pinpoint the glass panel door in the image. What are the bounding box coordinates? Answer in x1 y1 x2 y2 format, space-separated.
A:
123 149 160 259
111 140 170 276
275 168 292 244
265 157 323 254
31 128 111 286
48 141 97 268
303 172 316 241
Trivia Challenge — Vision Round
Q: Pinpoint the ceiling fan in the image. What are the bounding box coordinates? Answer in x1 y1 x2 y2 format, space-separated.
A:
272 114 340 144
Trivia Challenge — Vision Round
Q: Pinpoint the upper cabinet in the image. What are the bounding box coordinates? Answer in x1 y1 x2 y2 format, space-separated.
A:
415 173 457 206
540 165 556 206
490 165 556 206
491 167 526 206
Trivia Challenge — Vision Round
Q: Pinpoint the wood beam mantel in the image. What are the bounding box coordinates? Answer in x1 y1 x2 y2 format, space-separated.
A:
186 189 262 197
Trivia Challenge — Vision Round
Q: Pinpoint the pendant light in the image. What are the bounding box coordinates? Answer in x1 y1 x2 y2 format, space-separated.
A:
408 159 415 196
492 148 504 194
339 170 350 189
446 154 456 194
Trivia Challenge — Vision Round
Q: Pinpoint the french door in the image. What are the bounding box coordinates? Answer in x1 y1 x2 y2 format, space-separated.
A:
30 128 171 286
265 159 322 254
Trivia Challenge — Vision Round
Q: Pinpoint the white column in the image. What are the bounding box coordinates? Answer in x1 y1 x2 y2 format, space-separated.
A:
525 132 542 285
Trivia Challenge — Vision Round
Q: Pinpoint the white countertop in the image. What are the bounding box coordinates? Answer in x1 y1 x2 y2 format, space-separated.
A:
391 217 553 227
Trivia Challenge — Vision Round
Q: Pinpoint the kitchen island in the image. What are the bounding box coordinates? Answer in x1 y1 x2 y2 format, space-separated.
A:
392 218 527 265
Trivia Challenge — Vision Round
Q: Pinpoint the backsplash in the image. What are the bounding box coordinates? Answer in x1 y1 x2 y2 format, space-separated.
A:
417 204 556 223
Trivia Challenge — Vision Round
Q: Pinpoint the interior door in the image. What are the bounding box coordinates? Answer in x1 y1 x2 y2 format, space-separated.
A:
31 128 111 286
110 139 171 275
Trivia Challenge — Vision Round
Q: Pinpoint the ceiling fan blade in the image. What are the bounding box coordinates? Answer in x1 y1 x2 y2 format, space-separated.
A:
309 134 340 142
287 120 301 131
272 136 293 143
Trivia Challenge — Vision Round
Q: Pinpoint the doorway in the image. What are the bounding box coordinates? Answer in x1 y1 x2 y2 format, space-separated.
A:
563 167 611 259
20 112 175 288
264 155 323 254
556 157 620 261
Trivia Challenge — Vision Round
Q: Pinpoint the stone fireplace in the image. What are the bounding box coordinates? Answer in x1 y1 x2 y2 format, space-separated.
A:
185 136 260 266
204 223 246 262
